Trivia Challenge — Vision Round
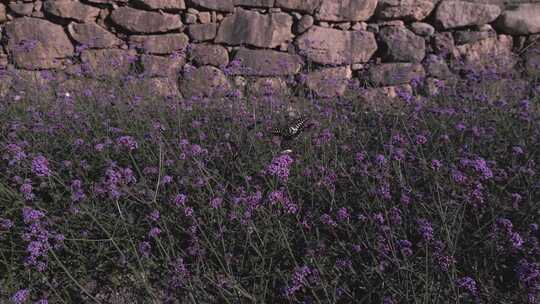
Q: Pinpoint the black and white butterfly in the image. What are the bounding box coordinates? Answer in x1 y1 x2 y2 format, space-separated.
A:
271 115 310 140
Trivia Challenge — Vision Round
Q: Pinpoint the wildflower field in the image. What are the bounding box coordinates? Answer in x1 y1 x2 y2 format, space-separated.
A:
0 65 539 304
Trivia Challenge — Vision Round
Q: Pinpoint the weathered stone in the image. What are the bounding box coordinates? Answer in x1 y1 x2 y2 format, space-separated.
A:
9 2 33 16
336 22 351 30
378 20 405 27
184 13 197 24
134 0 186 11
215 8 293 48
434 1 501 29
110 6 182 33
187 23 218 42
368 63 425 86
234 0 275 7
296 26 377 65
56 78 102 98
188 43 229 67
275 0 321 13
319 21 330 27
305 66 352 97
231 48 303 76
359 84 413 106
367 23 379 33
0 73 13 98
198 11 211 23
44 0 100 22
317 0 377 21
453 30 495 45
190 0 234 12
145 77 181 97
4 17 74 69
432 31 454 56
495 4 540 35
352 21 367 31
295 15 314 34
453 35 516 72
139 54 184 77
410 22 435 36
179 65 231 98
0 4 6 22
129 33 189 55
378 26 425 62
249 77 289 96
68 22 122 49
423 54 453 79
476 24 493 32
80 49 137 77
421 77 444 96
376 0 435 21
0 52 8 67
86 0 128 3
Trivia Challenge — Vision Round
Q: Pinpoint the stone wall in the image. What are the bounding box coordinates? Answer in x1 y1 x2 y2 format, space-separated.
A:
0 0 539 99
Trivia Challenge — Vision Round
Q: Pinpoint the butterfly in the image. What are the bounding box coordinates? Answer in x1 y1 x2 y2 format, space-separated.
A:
271 115 310 140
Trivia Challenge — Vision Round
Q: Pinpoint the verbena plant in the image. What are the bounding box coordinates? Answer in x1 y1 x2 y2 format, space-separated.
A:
0 61 539 304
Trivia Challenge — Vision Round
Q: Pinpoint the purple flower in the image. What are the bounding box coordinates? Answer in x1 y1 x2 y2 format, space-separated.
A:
139 241 151 258
22 207 45 223
456 276 478 296
265 153 294 182
285 265 313 297
148 210 160 222
116 136 138 151
0 218 13 230
20 182 34 201
415 135 428 145
148 227 161 238
70 179 86 203
373 212 385 225
10 288 29 304
321 214 337 227
431 159 442 171
472 158 493 180
355 151 367 163
510 232 524 249
4 143 27 165
455 122 466 131
400 193 411 206
161 175 173 185
32 155 52 177
451 169 467 184
417 218 434 242
210 197 223 209
337 207 350 222
512 146 524 156
174 193 187 207
375 154 386 166
397 239 413 257
94 143 105 152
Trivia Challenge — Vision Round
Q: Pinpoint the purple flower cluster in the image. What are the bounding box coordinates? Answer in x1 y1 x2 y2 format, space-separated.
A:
284 265 319 297
265 153 294 182
21 207 64 272
70 179 86 203
267 188 298 214
3 143 27 165
96 164 137 200
116 135 138 151
31 155 52 177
